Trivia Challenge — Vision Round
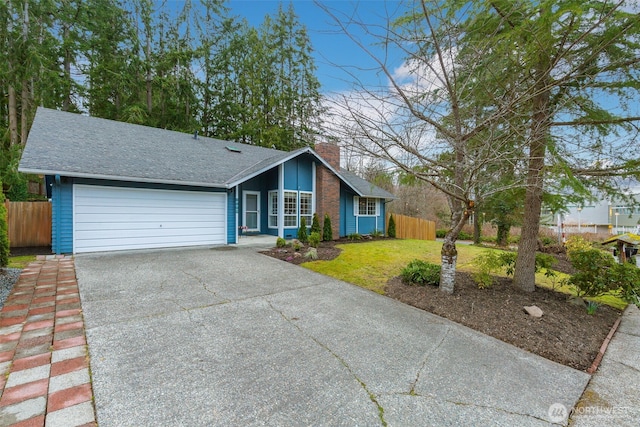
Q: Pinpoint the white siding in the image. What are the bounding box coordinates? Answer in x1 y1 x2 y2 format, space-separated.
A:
73 185 226 253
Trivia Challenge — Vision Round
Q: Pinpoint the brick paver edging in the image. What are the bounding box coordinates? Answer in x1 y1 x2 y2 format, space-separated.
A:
0 256 97 427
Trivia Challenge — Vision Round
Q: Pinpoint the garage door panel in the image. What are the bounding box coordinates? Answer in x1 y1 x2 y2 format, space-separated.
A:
73 185 226 253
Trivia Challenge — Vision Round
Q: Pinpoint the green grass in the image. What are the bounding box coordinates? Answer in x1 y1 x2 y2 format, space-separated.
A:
8 255 36 269
303 239 628 310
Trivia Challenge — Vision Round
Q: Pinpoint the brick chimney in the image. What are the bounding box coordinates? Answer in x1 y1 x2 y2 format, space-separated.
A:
314 143 341 239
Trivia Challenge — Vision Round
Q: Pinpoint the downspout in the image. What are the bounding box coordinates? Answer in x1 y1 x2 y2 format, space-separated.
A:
235 185 239 243
54 175 61 255
311 162 316 217
278 164 284 238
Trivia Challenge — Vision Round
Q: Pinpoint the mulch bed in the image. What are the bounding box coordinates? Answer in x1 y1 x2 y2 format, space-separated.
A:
262 240 622 371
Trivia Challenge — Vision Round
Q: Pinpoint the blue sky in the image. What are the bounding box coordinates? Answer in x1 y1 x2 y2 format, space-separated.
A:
225 0 405 94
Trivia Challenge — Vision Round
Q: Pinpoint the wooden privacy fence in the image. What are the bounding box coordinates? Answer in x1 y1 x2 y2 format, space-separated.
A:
5 201 52 248
386 213 436 241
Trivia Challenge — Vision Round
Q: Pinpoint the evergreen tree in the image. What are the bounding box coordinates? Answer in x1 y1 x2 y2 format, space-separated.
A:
323 214 333 241
297 217 308 243
388 214 396 238
311 213 321 237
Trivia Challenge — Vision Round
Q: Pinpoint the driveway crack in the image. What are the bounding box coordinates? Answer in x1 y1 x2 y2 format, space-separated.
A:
266 299 387 426
180 270 220 296
409 327 450 395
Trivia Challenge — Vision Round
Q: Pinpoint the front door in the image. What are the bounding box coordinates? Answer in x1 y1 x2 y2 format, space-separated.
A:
243 191 260 232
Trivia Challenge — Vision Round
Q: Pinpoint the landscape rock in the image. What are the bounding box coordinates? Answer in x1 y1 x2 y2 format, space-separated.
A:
524 305 543 318
568 296 586 307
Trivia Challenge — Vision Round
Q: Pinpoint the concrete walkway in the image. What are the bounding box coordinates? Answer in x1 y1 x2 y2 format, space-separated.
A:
0 256 96 427
569 304 640 426
75 247 590 426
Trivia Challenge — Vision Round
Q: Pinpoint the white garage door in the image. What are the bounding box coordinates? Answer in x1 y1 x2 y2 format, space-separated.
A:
73 184 226 253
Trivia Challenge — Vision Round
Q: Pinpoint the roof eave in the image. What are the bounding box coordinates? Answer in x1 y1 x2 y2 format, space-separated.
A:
18 167 228 189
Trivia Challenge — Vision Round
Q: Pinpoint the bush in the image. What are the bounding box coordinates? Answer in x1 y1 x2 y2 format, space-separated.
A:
388 214 396 238
567 249 617 297
565 235 593 254
309 232 320 248
292 239 302 251
0 186 8 268
276 237 287 248
311 213 321 237
304 247 318 260
323 213 333 241
347 233 362 241
297 217 308 243
371 229 384 238
401 259 441 286
613 262 640 307
472 250 557 288
436 229 447 238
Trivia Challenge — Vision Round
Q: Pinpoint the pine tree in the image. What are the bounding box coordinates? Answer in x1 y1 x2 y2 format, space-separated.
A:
323 214 333 241
297 217 308 243
311 213 321 237
388 214 396 238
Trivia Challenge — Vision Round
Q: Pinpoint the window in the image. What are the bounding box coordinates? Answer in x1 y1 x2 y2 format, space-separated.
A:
355 197 378 216
300 192 313 226
269 190 313 228
268 191 278 228
284 191 298 227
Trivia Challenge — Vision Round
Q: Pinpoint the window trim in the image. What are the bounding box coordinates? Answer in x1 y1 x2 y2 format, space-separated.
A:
299 191 313 226
268 190 278 228
354 196 379 217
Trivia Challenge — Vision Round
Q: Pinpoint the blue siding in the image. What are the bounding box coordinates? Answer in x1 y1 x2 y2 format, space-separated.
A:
227 190 236 244
51 177 73 254
283 157 313 191
340 184 386 236
340 186 356 237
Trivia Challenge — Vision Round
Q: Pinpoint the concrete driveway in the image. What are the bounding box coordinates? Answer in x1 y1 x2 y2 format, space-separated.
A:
75 247 589 426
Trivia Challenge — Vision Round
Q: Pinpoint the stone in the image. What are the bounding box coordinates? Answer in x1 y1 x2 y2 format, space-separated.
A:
524 305 543 318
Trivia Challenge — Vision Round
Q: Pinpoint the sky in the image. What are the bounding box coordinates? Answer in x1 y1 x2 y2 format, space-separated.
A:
224 0 405 94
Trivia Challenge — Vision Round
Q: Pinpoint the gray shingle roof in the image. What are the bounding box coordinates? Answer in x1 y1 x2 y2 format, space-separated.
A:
338 168 395 199
19 107 395 199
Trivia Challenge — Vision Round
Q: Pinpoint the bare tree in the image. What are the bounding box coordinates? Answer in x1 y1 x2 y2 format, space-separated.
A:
320 0 640 293
319 1 528 292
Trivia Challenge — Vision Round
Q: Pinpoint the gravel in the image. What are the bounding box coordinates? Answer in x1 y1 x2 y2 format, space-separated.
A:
0 268 22 310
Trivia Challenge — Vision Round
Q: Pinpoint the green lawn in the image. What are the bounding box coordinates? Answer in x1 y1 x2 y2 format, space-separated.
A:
303 239 627 310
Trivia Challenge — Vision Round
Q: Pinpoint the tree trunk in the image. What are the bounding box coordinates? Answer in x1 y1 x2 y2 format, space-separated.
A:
473 211 481 244
8 85 18 146
497 224 509 246
439 203 471 294
62 25 72 111
514 53 550 292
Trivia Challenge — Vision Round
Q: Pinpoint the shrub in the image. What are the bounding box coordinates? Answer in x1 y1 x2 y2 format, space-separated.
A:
323 214 333 241
297 217 308 243
276 237 287 248
371 229 384 238
311 213 321 236
610 261 640 307
565 235 593 254
401 259 441 286
347 233 362 241
458 230 473 240
567 249 617 297
436 229 447 238
0 186 8 268
472 250 556 288
309 232 320 248
304 247 318 260
292 239 302 251
388 214 396 238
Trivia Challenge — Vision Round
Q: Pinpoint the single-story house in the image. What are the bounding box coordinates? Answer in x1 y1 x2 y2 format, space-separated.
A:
18 108 395 254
